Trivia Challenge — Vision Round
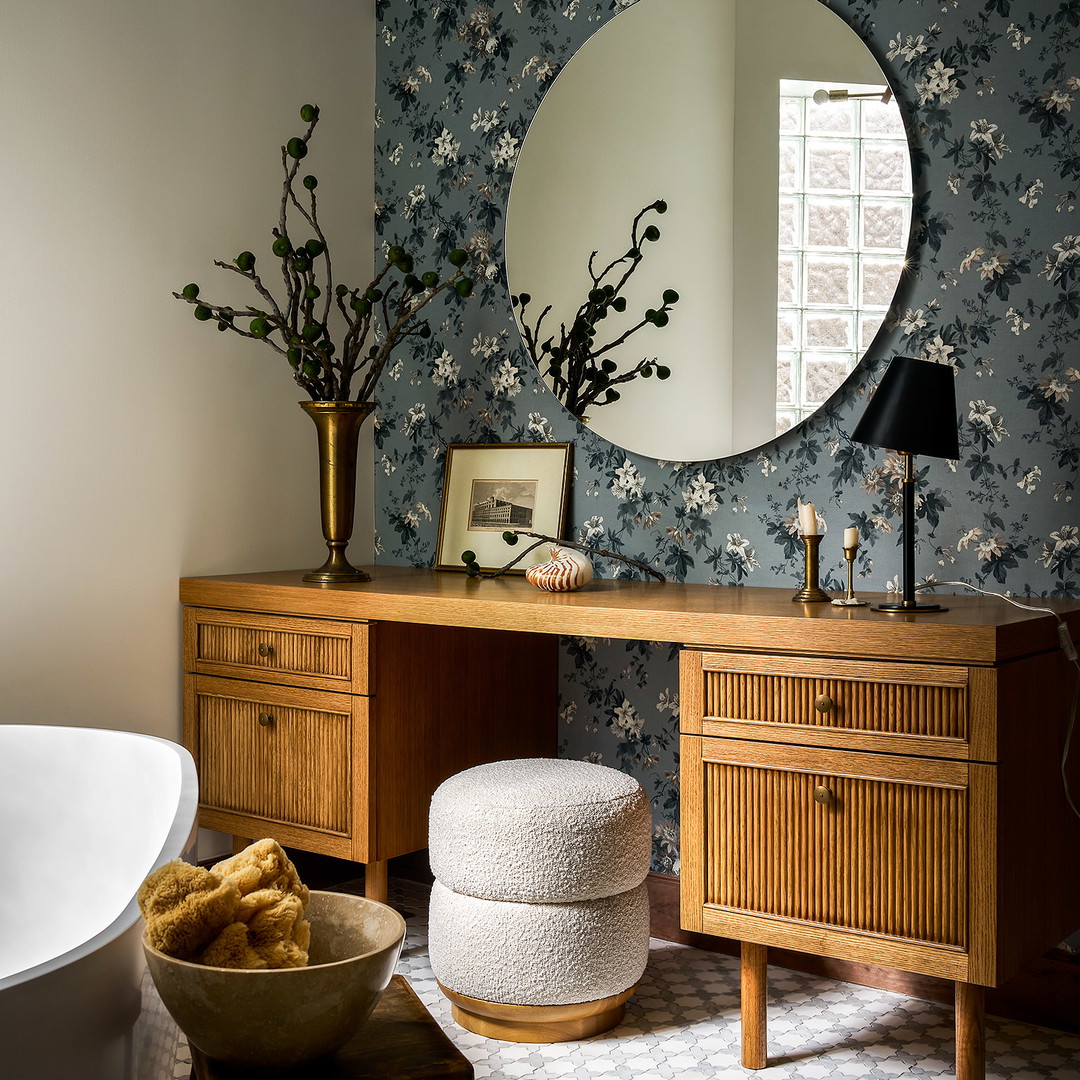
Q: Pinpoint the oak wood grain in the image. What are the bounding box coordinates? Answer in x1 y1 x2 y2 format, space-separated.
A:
180 567 1080 665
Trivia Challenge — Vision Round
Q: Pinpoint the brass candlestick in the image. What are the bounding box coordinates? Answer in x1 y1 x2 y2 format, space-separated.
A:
831 545 867 607
792 535 831 602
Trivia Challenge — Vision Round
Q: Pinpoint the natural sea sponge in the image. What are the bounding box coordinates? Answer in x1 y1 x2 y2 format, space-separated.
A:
138 839 311 969
137 861 240 960
211 838 310 906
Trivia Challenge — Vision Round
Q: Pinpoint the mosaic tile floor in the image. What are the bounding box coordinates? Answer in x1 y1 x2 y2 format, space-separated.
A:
159 878 1080 1080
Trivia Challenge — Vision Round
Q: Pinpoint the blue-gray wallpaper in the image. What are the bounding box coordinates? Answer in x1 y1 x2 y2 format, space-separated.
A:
372 0 1079 901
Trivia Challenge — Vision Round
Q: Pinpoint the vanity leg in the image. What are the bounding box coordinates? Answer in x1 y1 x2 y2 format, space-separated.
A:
741 941 768 1069
364 859 388 903
231 835 253 855
955 981 986 1080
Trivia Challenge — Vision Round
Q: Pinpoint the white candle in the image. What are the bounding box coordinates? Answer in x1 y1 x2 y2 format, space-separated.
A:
798 500 817 535
844 527 859 549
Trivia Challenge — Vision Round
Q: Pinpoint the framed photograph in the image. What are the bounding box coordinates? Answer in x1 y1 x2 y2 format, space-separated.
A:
435 443 573 573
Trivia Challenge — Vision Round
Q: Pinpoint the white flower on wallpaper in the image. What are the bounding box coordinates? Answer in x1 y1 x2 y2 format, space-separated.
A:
1041 235 1080 282
916 58 958 105
431 128 460 165
490 130 519 168
968 400 1008 443
611 460 645 500
470 108 501 133
579 515 604 543
682 473 719 515
401 184 426 220
655 689 679 718
402 402 426 436
922 336 957 367
528 412 554 440
1006 307 1031 333
725 534 759 574
901 307 927 333
521 56 558 82
887 33 927 62
471 333 501 358
1040 526 1079 569
1017 466 1042 494
431 350 460 386
957 528 983 552
978 251 1011 280
969 119 1009 159
491 357 522 396
1019 179 1043 207
611 699 643 740
1007 23 1031 49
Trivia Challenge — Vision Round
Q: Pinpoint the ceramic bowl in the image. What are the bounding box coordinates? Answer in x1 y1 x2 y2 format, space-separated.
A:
144 890 406 1068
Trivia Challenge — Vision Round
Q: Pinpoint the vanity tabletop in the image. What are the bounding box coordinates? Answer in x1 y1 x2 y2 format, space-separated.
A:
179 566 1080 666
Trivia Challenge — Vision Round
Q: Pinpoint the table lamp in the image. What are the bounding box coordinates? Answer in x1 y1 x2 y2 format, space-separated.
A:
851 356 959 613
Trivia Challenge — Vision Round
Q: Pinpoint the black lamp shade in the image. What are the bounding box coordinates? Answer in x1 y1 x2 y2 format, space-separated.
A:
852 356 960 460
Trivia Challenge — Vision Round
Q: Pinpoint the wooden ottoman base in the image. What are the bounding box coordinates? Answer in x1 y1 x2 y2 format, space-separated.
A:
437 982 636 1043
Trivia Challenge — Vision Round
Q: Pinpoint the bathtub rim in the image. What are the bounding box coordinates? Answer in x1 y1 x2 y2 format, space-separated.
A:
0 725 199 992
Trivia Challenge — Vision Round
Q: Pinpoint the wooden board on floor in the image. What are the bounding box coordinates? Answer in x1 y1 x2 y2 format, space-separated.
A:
190 975 472 1080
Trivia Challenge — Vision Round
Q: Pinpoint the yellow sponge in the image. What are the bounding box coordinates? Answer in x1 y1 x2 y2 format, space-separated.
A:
138 839 311 969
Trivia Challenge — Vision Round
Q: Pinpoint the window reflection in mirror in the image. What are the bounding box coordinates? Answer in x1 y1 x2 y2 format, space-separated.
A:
505 0 913 462
777 81 911 435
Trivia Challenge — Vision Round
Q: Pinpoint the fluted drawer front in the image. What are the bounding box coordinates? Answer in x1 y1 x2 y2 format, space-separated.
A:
197 691 351 835
199 623 349 676
698 653 969 746
705 671 965 738
186 608 368 692
705 761 967 947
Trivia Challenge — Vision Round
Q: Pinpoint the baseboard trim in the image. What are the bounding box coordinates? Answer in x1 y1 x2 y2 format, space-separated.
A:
646 872 1080 1035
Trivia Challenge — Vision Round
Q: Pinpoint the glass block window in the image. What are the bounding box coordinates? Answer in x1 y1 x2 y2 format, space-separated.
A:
777 83 910 434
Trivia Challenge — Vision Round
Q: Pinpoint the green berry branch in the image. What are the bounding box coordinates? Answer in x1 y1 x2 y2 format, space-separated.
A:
511 200 678 420
174 104 474 402
460 530 666 581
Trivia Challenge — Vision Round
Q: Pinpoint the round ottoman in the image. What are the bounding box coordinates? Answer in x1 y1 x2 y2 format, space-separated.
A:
429 757 652 903
427 758 652 1042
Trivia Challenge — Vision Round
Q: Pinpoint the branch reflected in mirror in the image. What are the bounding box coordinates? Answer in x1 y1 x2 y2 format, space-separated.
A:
511 200 679 422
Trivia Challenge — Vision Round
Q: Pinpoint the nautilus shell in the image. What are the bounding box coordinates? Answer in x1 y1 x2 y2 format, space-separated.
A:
525 546 594 592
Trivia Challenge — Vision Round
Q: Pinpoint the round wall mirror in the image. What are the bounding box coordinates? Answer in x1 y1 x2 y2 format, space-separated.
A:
505 0 912 462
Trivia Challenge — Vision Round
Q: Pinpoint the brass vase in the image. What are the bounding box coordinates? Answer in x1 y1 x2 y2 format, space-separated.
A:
300 400 375 584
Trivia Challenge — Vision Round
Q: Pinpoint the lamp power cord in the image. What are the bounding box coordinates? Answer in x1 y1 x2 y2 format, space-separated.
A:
915 580 1080 820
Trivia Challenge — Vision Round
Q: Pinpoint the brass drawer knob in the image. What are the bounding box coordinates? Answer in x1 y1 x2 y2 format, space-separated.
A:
814 785 833 805
814 693 833 714
257 712 275 727
257 642 274 658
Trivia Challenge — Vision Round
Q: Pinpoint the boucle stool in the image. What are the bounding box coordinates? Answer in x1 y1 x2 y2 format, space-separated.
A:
427 758 652 1042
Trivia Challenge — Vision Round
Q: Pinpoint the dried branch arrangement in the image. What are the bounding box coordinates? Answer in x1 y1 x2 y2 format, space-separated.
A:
460 530 666 582
174 104 474 402
511 200 679 420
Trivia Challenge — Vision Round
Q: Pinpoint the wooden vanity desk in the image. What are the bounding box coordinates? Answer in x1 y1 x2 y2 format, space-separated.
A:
180 567 1080 1080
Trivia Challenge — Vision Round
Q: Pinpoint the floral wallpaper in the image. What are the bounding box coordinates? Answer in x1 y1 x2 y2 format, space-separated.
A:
372 0 1079 894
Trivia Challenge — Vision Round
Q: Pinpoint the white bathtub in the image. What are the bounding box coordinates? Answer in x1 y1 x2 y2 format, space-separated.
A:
0 725 198 1080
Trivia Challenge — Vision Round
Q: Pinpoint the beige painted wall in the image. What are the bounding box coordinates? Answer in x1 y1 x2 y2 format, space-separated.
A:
0 2 375 751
